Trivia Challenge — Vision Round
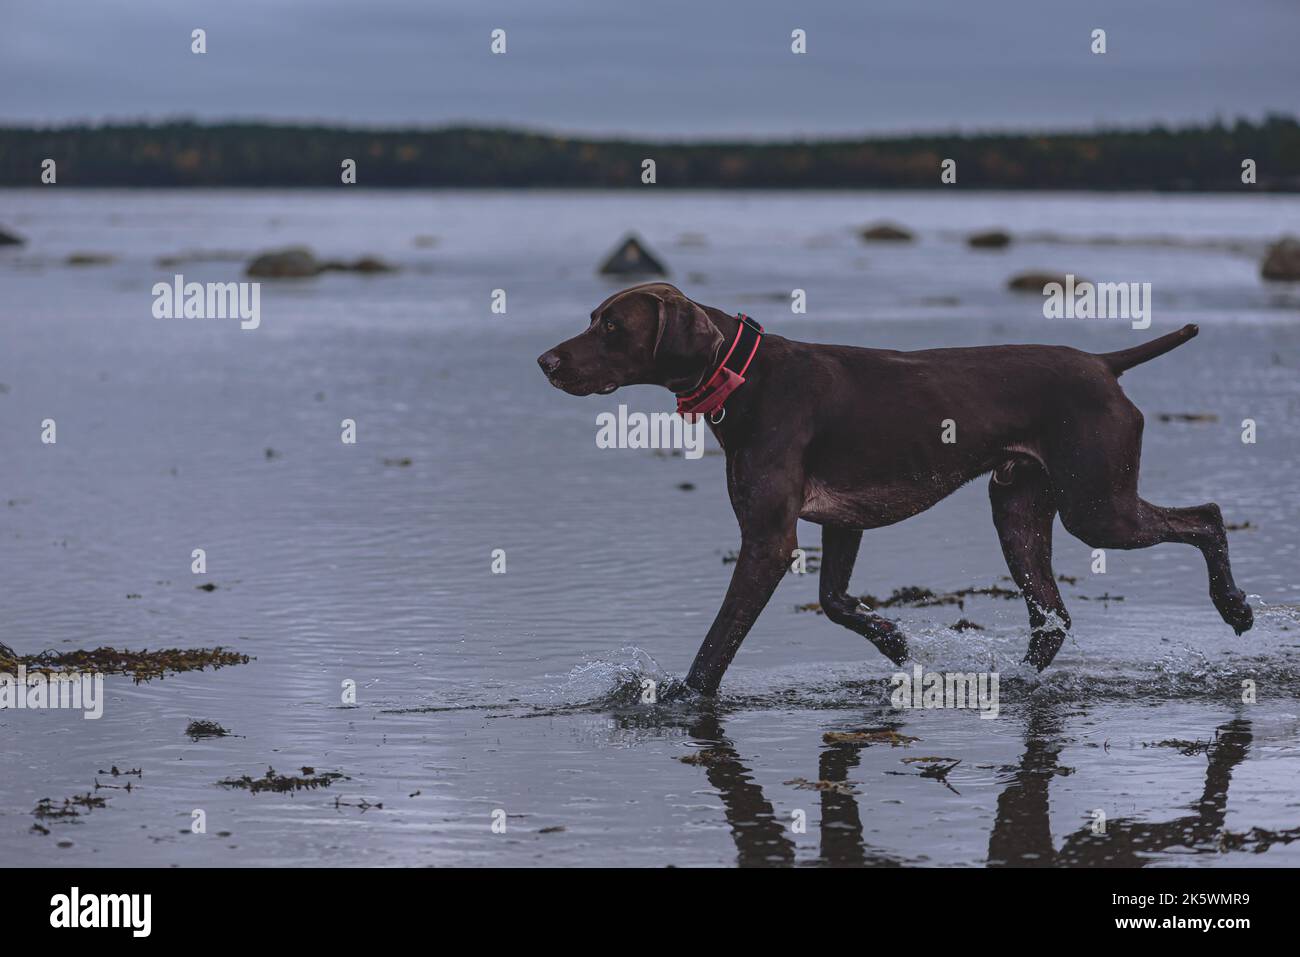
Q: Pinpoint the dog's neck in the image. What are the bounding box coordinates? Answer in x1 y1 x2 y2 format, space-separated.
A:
704 307 741 341
659 306 734 395
705 307 768 387
692 307 743 388
672 307 766 418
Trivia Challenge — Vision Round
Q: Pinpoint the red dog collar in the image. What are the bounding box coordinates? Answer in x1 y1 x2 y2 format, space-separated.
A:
676 313 763 420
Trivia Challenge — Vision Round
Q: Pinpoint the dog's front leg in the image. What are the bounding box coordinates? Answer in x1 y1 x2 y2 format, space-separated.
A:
684 468 800 696
685 529 795 695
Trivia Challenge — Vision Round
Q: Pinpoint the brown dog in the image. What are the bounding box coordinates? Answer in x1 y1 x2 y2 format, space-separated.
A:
538 283 1252 695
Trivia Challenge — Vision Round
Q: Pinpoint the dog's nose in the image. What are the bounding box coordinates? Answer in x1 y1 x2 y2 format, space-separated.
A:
537 351 563 376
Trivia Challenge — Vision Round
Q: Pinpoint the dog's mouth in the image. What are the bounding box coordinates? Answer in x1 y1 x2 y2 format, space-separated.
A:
545 374 618 397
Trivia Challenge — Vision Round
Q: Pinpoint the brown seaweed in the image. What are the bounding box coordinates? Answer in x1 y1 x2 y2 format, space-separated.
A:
218 766 348 794
823 729 919 747
784 777 860 795
0 645 251 682
185 720 232 740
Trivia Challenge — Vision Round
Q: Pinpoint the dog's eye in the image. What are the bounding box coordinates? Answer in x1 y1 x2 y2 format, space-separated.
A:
604 319 617 333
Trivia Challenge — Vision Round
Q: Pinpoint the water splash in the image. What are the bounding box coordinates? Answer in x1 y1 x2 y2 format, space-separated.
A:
535 645 697 710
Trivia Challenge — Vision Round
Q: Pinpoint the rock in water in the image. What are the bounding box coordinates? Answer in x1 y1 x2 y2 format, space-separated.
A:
1261 237 1300 281
246 246 323 278
0 226 25 246
321 256 397 274
1008 271 1077 292
66 253 115 266
859 222 913 242
968 229 1012 249
350 256 395 273
599 234 668 276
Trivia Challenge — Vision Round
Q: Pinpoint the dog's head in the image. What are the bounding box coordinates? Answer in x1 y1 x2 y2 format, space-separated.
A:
537 283 724 396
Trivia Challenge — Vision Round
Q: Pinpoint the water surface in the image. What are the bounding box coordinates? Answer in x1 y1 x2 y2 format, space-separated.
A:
1 190 1298 866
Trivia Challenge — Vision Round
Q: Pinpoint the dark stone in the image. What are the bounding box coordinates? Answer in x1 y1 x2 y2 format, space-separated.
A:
1261 237 1300 281
325 256 397 274
66 253 115 266
599 234 668 276
859 222 913 242
246 246 322 278
968 229 1012 249
1007 271 1077 292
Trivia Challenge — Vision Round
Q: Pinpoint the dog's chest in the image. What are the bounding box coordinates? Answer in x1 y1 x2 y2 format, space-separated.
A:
800 479 857 524
799 476 941 529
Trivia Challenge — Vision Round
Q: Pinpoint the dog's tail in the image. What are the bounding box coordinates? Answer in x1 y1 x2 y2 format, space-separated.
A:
1100 323 1198 376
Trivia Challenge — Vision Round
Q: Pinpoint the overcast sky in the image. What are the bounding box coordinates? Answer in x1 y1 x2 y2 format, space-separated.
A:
2 0 1296 138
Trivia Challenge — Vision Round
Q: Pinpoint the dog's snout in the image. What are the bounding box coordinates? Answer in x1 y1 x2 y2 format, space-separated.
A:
538 350 563 376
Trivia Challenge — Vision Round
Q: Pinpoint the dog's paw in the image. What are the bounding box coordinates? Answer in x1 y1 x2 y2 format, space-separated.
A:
1023 627 1067 671
868 620 910 666
1214 590 1254 635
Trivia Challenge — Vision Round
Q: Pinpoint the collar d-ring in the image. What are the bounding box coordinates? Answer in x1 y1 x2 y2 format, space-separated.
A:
709 407 726 425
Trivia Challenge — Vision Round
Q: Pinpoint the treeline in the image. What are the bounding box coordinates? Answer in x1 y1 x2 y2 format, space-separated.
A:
1 116 1297 190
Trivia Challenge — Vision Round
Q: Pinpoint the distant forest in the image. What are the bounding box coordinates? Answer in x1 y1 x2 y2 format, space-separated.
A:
1 116 1297 190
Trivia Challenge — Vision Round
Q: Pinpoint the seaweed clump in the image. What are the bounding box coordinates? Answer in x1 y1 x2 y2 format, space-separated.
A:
784 777 859 795
218 766 348 794
185 720 231 740
823 729 919 747
677 749 728 767
33 793 107 820
797 582 1020 615
1144 738 1214 756
895 757 963 793
0 645 250 682
32 791 111 833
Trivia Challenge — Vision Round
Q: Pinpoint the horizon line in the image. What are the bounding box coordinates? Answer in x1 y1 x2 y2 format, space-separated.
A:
1 112 1294 145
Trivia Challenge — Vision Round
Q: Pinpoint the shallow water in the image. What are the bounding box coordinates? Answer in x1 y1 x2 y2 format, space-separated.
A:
1 189 1298 867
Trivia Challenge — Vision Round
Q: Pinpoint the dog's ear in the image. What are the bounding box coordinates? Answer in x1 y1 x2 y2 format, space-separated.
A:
652 288 724 391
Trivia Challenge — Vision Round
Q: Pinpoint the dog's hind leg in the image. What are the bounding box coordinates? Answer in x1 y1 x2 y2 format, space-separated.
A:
1051 403 1252 636
818 525 909 666
1063 496 1252 635
990 463 1072 670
